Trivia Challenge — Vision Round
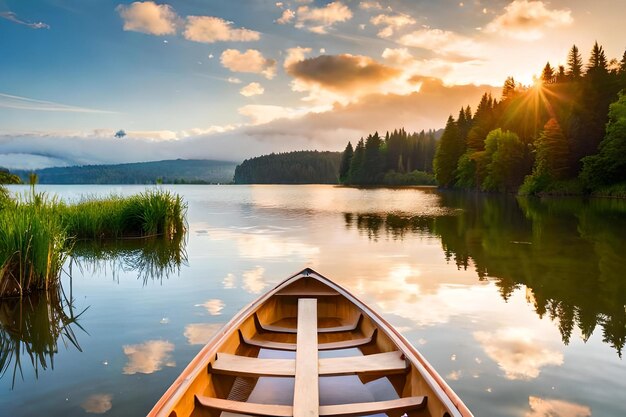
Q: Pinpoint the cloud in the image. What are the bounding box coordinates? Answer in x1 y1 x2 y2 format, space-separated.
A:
116 1 178 35
0 11 49 29
276 9 295 25
122 340 175 374
240 82 265 97
485 0 573 41
474 328 563 380
0 92 115 114
184 16 260 43
526 397 591 417
184 323 223 345
295 1 353 34
398 28 482 57
243 266 266 293
227 77 242 84
381 47 414 66
370 13 416 38
220 49 277 79
81 394 113 414
359 1 383 10
285 54 400 94
284 46 312 68
196 299 224 315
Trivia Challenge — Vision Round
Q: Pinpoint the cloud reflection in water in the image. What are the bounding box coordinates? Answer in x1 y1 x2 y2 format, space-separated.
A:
122 340 175 375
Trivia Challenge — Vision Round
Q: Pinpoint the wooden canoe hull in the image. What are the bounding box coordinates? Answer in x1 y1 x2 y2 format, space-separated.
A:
148 268 473 417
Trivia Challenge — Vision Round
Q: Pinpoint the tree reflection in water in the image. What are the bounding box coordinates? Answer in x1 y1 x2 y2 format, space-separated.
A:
343 193 626 356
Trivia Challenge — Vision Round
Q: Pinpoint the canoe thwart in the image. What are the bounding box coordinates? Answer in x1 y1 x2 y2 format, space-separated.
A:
238 328 377 351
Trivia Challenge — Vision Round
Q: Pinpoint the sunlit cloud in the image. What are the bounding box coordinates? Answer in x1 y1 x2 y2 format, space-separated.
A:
220 49 277 79
243 266 267 294
196 299 224 315
359 1 383 11
116 1 178 36
240 82 265 97
122 340 175 374
284 46 312 68
223 273 236 289
276 9 296 25
484 0 573 41
81 394 113 414
295 1 353 34
526 397 591 417
0 11 49 29
227 77 243 84
370 13 416 38
397 28 482 58
184 16 260 43
474 328 563 380
0 92 115 114
184 323 223 345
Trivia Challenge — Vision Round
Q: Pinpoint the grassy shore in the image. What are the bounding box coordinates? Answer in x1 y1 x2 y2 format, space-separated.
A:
0 187 187 298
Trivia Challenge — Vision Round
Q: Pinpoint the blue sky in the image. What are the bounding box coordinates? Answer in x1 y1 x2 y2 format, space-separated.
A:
0 0 624 168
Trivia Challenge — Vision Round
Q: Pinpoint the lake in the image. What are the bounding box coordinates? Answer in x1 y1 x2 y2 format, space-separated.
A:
1 185 625 417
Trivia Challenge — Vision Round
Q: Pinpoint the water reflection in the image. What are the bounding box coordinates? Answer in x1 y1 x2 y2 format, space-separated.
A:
343 194 626 356
81 393 113 414
527 396 591 417
71 234 188 283
184 323 223 345
122 340 175 375
0 288 86 387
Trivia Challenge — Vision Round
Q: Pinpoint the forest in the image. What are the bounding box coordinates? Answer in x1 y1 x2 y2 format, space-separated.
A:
433 42 626 195
338 129 440 186
233 151 341 184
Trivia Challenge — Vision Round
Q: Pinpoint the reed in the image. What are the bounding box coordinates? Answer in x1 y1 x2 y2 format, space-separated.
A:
0 188 187 298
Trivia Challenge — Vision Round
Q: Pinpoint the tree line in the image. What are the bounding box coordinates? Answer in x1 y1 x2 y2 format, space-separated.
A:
233 151 342 184
433 42 626 195
338 129 439 185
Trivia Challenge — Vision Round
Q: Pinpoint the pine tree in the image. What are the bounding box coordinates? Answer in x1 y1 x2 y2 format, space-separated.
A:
434 115 464 187
535 118 570 180
339 142 353 183
556 65 566 83
348 138 365 184
362 132 385 184
541 62 555 84
588 41 608 73
502 76 516 100
567 44 583 79
620 49 626 74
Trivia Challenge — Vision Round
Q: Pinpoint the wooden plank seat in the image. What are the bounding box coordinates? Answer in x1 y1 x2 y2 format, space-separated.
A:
211 351 407 378
254 313 362 334
195 395 427 417
238 328 377 351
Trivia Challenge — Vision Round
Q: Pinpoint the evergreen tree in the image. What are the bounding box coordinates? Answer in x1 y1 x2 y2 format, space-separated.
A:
556 65 566 83
348 138 365 184
581 93 626 187
482 129 527 192
567 44 583 79
502 76 516 100
339 142 354 183
588 41 608 73
362 132 385 184
541 62 555 84
535 118 571 181
434 116 464 187
619 49 626 74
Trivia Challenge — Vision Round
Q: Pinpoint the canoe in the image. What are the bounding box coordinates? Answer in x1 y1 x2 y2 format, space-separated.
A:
148 268 473 417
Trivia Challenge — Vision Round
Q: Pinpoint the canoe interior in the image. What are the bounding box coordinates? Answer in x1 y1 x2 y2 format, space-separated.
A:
154 273 461 417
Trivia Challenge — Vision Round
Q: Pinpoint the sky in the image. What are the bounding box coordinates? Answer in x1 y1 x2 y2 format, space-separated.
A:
0 0 624 169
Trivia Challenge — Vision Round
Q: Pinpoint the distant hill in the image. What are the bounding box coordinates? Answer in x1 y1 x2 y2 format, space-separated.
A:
15 159 237 184
234 151 342 184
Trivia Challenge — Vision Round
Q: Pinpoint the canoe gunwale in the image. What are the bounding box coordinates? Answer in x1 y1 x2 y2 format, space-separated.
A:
147 267 473 417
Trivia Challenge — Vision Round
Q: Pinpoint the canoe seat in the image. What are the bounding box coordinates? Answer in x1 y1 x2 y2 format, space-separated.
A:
238 328 377 351
195 395 427 416
211 351 407 377
254 313 363 334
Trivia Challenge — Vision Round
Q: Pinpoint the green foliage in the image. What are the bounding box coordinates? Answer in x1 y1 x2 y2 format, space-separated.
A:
567 45 583 79
434 116 464 187
581 92 626 188
234 151 341 184
381 170 436 186
482 129 527 192
0 168 22 185
15 159 237 185
338 142 353 182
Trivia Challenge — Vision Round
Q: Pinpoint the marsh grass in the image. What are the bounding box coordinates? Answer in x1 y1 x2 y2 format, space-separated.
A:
0 187 187 297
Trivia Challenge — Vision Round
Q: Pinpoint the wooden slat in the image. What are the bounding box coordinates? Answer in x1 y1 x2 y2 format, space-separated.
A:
319 351 406 376
319 396 427 417
211 353 294 377
256 314 362 334
195 396 292 417
293 298 319 417
239 329 376 351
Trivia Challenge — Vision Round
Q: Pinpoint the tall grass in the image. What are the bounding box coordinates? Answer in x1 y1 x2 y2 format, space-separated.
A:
0 187 187 297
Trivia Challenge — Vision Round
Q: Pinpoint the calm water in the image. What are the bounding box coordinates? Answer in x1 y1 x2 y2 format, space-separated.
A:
1 185 625 417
